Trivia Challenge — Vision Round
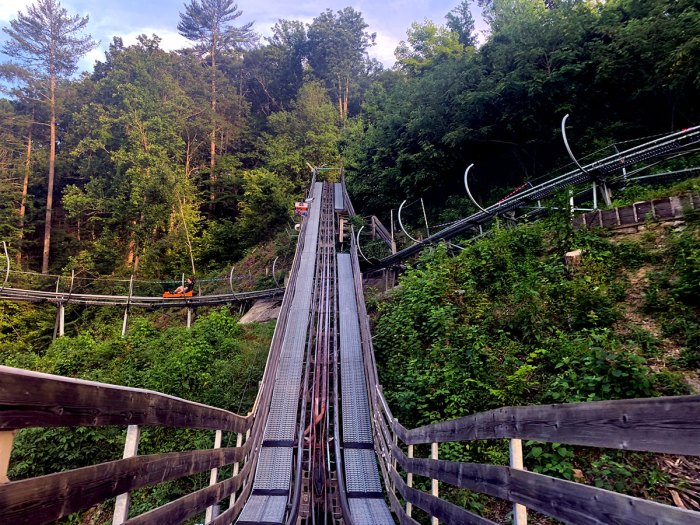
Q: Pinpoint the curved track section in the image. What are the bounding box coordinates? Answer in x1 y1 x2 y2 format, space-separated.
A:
373 125 700 270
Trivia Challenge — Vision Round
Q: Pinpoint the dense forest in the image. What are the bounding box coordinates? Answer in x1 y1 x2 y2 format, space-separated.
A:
0 0 697 279
1 0 699 521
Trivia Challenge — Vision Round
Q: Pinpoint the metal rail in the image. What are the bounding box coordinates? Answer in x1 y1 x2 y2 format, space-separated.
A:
371 125 700 270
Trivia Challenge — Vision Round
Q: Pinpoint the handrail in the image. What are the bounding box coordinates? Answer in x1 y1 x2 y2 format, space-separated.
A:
0 444 252 524
0 365 251 432
377 392 700 455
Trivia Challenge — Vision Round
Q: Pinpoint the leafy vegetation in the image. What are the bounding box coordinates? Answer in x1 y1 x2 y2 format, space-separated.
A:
372 199 698 515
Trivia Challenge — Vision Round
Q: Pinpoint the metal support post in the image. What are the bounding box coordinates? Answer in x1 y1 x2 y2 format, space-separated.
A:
431 442 439 525
406 444 414 517
187 307 193 329
58 303 65 337
601 182 612 207
0 431 16 484
113 425 140 524
122 275 134 338
510 438 528 525
592 181 598 210
421 198 431 237
204 430 223 523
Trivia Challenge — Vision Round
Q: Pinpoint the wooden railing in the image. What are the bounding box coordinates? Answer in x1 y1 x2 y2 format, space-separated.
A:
0 365 255 524
371 388 700 525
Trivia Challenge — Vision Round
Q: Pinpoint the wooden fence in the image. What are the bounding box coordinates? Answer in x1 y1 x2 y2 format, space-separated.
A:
573 193 700 230
0 365 255 524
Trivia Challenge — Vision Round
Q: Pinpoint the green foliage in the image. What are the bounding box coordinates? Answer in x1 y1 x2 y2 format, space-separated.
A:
6 307 271 497
375 212 696 451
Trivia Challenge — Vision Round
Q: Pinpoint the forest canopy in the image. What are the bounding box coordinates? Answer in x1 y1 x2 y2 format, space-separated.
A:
0 0 696 278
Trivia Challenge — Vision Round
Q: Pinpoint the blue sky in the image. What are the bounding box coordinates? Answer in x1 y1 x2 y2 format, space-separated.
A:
0 0 486 71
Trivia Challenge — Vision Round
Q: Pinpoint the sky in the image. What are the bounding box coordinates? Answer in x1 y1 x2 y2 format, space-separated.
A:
0 0 487 72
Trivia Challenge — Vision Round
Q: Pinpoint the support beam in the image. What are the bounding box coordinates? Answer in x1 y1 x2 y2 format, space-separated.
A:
510 438 528 525
113 425 140 524
58 303 65 337
205 430 223 523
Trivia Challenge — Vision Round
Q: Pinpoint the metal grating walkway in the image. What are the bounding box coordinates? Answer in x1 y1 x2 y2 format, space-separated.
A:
334 182 345 212
337 253 394 524
237 182 324 524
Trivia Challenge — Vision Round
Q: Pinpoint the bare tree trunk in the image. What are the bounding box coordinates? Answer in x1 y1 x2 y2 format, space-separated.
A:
17 128 32 266
343 75 349 124
177 195 197 276
209 34 218 212
41 70 56 274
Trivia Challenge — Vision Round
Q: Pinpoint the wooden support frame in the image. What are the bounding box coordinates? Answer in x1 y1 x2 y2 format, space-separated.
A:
113 425 140 525
204 429 223 523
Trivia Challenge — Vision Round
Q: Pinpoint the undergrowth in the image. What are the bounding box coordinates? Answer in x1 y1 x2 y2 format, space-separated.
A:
372 204 699 520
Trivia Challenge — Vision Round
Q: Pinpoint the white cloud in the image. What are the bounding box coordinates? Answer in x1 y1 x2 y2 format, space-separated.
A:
368 28 398 68
0 0 34 22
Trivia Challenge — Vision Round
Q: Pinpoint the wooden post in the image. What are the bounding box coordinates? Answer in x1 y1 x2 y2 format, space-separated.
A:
204 430 223 523
406 444 414 517
113 425 140 524
229 432 244 508
0 431 16 484
510 438 528 525
431 442 439 525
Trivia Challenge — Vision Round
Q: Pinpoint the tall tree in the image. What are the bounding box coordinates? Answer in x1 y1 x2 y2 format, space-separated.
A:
445 0 477 47
178 0 255 206
307 7 376 122
1 0 96 273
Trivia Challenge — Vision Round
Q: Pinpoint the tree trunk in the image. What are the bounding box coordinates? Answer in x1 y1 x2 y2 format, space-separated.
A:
42 69 56 274
209 33 218 212
18 128 32 266
336 75 343 123
343 75 349 124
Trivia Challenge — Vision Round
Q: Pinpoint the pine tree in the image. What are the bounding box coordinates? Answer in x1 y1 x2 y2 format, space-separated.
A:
1 0 96 273
178 0 255 207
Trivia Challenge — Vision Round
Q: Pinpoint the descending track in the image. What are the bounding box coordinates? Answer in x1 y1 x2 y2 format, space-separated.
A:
238 182 392 524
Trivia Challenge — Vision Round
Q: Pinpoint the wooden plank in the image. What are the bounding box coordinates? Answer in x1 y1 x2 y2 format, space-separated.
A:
395 449 700 525
124 457 253 525
390 469 498 525
0 444 250 524
399 395 700 456
0 365 251 432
